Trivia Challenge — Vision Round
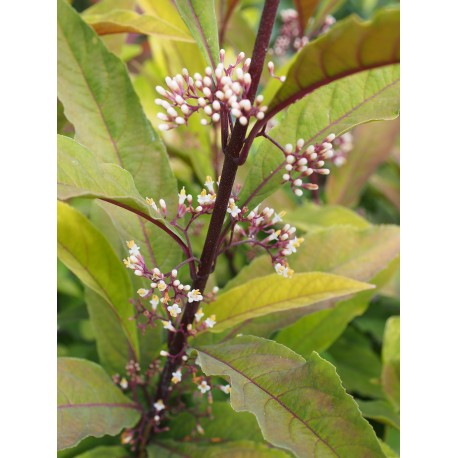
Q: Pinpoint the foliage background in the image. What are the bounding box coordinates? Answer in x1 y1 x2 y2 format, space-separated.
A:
57 0 400 456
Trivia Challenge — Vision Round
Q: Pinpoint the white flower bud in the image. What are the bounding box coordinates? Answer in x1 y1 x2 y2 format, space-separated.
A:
158 124 171 131
282 174 290 181
198 97 206 107
293 179 302 186
181 104 190 115
285 144 293 153
286 155 295 164
212 113 220 122
175 117 185 125
204 105 213 116
157 113 168 121
239 116 248 126
296 138 305 149
171 269 178 277
203 76 213 87
298 158 308 166
326 133 336 142
285 164 293 171
156 86 167 96
256 112 265 120
294 188 304 196
212 100 221 111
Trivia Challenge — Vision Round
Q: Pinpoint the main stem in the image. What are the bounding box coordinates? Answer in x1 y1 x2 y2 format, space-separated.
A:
141 0 280 451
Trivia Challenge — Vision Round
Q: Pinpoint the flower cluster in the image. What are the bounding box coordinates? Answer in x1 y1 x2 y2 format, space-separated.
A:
272 8 336 56
272 9 308 56
123 241 217 334
155 49 273 130
281 134 337 195
330 132 353 167
232 206 303 277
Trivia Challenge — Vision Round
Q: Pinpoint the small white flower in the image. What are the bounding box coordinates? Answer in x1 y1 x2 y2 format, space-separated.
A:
126 240 140 256
157 280 167 292
167 303 182 318
178 187 187 205
205 176 215 194
159 350 169 357
227 199 241 218
197 380 211 394
197 189 216 206
188 289 203 303
171 369 182 384
120 377 128 389
162 320 176 332
204 315 216 328
137 288 149 298
153 399 165 411
195 308 204 322
221 384 231 394
274 263 294 278
145 198 159 211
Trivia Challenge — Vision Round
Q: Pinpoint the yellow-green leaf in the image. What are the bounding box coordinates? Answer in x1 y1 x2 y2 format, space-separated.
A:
382 316 400 410
84 9 194 42
57 201 139 360
204 272 373 332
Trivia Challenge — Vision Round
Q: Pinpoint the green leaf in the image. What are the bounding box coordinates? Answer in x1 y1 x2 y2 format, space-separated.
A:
58 135 185 272
161 402 265 442
357 399 400 430
293 0 320 34
267 9 400 116
57 0 177 210
57 201 139 360
84 289 133 374
175 0 220 69
58 135 159 217
283 203 370 232
325 327 384 399
203 272 373 332
239 65 400 209
74 446 128 458
378 440 399 458
84 9 194 41
58 358 141 450
326 119 400 207
381 316 400 409
148 440 290 457
195 336 384 457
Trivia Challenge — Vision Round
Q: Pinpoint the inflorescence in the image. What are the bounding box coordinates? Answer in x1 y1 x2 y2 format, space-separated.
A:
272 8 336 56
281 133 337 196
155 49 284 131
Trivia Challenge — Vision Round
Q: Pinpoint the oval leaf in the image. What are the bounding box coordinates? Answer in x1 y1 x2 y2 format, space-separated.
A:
195 336 384 457
204 272 373 332
57 201 139 360
57 358 141 450
175 0 220 69
84 9 194 41
267 9 400 116
57 0 177 210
